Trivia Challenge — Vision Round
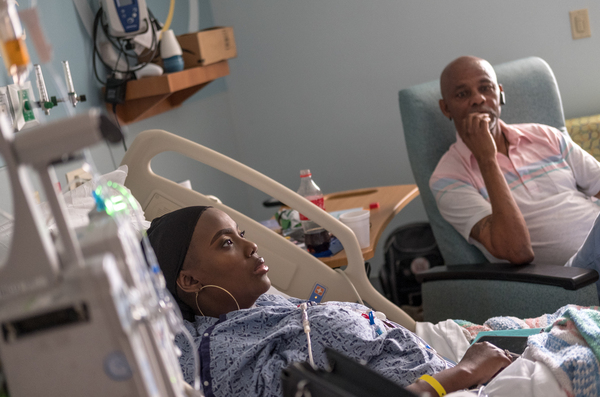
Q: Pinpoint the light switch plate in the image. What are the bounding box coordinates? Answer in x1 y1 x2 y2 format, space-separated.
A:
570 9 591 40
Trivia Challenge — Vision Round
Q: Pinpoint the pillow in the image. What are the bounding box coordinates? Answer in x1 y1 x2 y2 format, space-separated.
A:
266 285 291 299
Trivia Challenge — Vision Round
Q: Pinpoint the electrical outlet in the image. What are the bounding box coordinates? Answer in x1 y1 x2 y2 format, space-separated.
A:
570 9 591 40
66 168 92 191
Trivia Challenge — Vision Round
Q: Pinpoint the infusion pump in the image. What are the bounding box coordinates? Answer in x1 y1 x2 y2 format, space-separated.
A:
101 0 150 38
0 110 201 396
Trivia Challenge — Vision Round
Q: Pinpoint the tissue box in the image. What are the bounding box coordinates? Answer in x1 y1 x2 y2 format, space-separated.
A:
177 27 237 68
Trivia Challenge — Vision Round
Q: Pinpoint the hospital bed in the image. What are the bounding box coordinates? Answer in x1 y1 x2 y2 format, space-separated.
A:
120 128 417 330
0 125 589 397
121 130 584 397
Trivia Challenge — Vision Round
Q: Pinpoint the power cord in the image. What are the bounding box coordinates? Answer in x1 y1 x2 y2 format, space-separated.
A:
111 103 128 152
334 268 365 306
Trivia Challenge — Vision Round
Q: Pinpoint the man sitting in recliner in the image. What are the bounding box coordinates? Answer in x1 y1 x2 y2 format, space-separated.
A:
429 56 600 267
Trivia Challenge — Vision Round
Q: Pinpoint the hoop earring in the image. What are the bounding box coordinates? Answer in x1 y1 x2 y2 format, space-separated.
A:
195 291 205 317
500 92 506 105
199 285 240 311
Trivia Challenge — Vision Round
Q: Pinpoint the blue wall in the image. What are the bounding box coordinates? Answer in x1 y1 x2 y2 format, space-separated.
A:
0 0 251 219
210 0 600 276
1 0 600 279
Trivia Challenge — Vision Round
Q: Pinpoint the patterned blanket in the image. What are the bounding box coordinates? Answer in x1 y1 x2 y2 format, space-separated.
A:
455 305 600 397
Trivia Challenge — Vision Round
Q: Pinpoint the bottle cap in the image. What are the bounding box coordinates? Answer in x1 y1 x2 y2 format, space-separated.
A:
300 169 312 177
369 202 380 209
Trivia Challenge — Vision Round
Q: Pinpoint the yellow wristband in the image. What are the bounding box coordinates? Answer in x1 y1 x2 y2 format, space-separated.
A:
419 374 446 397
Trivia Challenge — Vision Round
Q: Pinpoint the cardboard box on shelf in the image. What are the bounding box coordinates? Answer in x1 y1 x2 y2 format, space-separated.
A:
177 27 236 68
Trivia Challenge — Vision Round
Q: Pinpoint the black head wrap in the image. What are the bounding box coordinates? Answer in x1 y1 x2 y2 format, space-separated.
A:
146 206 211 321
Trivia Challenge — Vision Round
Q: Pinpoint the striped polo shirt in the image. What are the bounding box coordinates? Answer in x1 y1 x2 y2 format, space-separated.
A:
430 123 600 265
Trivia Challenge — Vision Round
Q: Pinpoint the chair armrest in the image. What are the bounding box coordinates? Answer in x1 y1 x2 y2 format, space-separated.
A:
415 263 599 290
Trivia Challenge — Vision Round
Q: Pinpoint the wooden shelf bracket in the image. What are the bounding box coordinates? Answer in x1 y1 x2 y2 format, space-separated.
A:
108 60 230 125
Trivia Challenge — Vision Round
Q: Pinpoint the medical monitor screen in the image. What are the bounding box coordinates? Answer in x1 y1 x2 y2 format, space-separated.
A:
117 0 133 6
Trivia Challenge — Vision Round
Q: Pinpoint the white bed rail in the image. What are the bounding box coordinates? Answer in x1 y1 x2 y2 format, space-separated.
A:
121 130 415 330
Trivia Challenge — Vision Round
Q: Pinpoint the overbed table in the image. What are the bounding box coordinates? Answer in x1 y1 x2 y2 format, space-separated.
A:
319 185 419 268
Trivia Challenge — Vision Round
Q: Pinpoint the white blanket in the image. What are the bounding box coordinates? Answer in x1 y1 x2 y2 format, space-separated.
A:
415 321 566 397
415 320 471 364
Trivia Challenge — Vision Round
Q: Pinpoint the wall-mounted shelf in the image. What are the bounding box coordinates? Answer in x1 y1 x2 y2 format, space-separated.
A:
107 60 229 125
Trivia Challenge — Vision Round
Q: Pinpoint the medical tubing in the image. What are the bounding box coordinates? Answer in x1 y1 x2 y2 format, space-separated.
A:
334 268 364 306
476 385 488 397
10 80 26 131
120 185 203 392
161 0 176 33
97 183 202 392
145 281 201 392
146 248 201 392
102 182 168 313
300 303 315 369
368 311 384 336
413 333 449 368
82 149 102 195
106 141 118 169
178 320 201 391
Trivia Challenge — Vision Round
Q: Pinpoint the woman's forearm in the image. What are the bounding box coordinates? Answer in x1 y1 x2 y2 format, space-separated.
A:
407 342 513 395
406 366 475 395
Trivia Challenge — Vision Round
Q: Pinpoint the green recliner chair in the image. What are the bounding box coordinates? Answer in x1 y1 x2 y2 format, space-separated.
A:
398 56 599 324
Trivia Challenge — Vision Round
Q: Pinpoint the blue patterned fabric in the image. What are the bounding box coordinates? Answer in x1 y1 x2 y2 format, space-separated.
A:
526 307 600 397
175 294 448 397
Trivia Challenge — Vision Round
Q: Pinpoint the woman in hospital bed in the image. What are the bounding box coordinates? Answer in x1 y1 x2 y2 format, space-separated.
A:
147 206 580 397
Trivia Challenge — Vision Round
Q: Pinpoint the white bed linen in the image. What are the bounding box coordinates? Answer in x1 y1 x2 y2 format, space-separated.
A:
416 320 471 364
416 321 566 397
482 356 566 397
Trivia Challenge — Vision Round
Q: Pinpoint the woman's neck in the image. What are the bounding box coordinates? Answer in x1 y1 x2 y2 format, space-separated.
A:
194 288 259 318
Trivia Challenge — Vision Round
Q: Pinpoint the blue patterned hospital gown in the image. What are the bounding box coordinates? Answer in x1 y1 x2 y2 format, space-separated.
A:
175 294 448 397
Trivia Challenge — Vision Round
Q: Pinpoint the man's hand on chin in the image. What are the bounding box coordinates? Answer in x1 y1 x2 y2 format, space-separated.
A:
459 112 498 163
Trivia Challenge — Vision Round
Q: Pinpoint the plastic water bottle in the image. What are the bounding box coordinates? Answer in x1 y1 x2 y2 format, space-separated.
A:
297 169 330 253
